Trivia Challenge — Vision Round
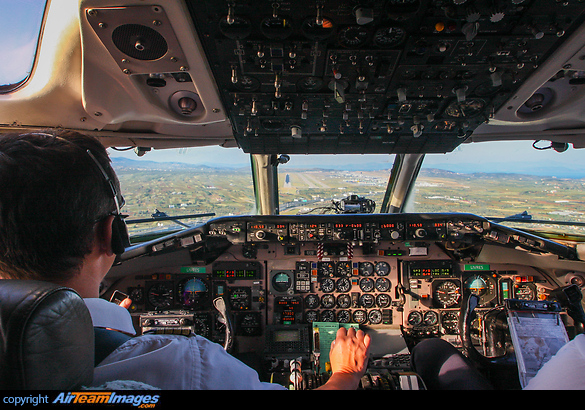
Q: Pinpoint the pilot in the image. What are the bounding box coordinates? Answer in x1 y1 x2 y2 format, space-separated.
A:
0 130 370 390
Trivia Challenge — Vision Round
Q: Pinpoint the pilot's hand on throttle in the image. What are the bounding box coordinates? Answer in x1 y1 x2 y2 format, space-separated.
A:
319 327 371 390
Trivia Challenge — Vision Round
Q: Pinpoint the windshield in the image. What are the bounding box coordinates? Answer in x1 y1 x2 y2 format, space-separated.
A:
110 140 584 239
109 146 255 238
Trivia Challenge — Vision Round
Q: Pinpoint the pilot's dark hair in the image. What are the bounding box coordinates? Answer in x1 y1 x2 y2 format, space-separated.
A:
0 130 122 282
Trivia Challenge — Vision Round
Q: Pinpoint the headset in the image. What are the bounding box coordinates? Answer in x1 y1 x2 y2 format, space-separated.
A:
85 149 131 255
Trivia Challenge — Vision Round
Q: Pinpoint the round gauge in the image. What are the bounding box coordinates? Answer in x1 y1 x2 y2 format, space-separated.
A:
177 278 207 309
433 280 461 308
337 293 352 308
375 277 391 292
360 293 376 308
301 17 335 40
514 283 536 300
336 277 352 293
239 312 261 336
375 261 391 276
359 277 375 292
376 293 392 308
305 310 319 323
353 309 368 324
305 294 320 309
218 16 251 40
229 287 251 310
337 261 352 277
441 312 459 334
338 26 370 48
337 310 351 323
321 310 336 322
128 287 144 304
260 16 293 40
321 294 336 309
465 274 497 305
320 277 336 293
359 262 375 276
272 272 293 293
423 310 439 326
407 310 423 326
368 310 383 325
318 262 336 277
147 283 173 309
373 26 407 48
444 99 485 118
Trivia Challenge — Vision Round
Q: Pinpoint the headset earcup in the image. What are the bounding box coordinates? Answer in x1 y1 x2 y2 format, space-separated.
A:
111 215 130 255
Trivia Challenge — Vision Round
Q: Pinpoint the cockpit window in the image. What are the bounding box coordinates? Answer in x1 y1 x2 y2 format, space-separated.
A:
0 0 48 93
109 146 255 238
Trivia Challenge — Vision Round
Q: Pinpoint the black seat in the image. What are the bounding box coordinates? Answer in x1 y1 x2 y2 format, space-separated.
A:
0 280 94 389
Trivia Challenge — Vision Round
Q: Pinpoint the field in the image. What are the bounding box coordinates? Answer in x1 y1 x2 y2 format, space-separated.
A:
113 161 585 237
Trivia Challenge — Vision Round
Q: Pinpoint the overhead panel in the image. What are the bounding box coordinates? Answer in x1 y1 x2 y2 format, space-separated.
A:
185 0 585 155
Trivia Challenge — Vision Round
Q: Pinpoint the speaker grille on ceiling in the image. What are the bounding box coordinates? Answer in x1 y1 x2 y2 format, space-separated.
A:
111 24 168 61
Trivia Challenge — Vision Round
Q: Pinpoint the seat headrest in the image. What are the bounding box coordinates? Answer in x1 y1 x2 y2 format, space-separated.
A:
0 280 94 390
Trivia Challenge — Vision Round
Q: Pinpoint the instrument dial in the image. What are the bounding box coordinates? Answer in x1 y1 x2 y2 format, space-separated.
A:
177 278 208 309
337 293 352 308
373 26 407 48
147 282 173 309
337 310 351 323
320 278 335 293
376 293 391 308
368 309 383 325
321 310 336 322
514 283 536 300
353 309 368 324
336 277 351 293
433 280 461 308
360 293 376 308
305 310 319 323
375 277 391 292
321 294 336 309
305 294 320 309
375 262 390 276
338 26 370 48
441 312 459 334
423 310 439 326
407 310 423 326
336 261 352 277
359 262 375 276
359 277 375 292
318 262 336 277
465 274 497 305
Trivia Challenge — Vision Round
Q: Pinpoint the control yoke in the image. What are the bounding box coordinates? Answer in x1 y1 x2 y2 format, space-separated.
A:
213 297 234 352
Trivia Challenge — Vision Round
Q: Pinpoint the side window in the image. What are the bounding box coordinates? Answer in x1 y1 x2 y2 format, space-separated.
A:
0 0 48 93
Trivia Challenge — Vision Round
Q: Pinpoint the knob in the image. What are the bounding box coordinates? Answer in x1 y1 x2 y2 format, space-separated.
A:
415 228 427 238
178 97 198 115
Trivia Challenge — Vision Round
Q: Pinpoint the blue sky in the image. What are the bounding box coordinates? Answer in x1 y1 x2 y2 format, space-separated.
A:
0 0 47 86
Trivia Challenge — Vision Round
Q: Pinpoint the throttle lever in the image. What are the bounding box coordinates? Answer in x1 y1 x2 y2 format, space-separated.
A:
213 297 234 352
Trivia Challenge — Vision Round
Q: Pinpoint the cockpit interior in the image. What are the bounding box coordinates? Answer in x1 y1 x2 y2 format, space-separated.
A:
2 0 585 390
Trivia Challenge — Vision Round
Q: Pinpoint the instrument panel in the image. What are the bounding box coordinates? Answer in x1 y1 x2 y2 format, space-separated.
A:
107 213 576 378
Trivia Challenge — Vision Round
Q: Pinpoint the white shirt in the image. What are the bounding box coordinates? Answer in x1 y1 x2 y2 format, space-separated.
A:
525 333 585 390
85 298 286 390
